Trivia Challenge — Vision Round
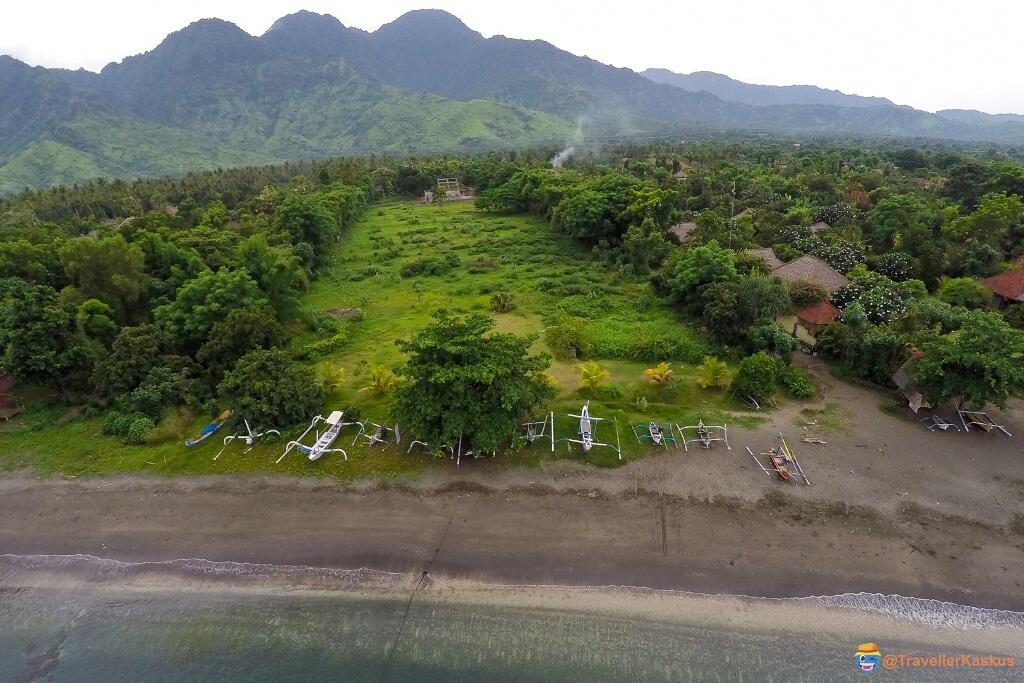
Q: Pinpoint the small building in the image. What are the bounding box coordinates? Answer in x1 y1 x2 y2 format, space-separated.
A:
668 222 698 244
776 298 840 346
772 255 851 295
744 247 785 271
981 268 1024 306
423 178 475 203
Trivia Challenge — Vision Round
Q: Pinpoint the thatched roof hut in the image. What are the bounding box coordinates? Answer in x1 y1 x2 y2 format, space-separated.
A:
772 255 850 294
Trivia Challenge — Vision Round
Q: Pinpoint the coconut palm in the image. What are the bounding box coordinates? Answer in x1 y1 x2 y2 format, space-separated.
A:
695 356 731 389
577 361 610 392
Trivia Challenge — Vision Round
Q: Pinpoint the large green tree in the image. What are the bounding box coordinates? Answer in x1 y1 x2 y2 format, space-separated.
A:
153 268 267 354
59 234 148 321
236 235 307 318
664 240 740 315
394 311 554 453
0 280 90 389
912 310 1024 408
217 348 323 431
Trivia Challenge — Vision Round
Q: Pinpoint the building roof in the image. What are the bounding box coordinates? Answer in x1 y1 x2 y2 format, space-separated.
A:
795 298 840 326
772 255 851 294
745 247 785 271
668 222 697 243
982 269 1024 301
809 221 830 233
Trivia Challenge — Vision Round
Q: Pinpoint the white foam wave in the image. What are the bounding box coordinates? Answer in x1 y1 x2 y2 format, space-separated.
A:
2 553 1022 631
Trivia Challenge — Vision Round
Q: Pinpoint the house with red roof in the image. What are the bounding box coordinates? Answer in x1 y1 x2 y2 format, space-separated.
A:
981 269 1024 306
776 298 841 346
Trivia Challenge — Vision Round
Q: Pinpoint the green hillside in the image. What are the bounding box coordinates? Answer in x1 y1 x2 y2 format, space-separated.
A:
0 96 570 194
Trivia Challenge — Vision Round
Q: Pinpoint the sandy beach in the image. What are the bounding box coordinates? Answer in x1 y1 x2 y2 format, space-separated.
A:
1 357 1023 614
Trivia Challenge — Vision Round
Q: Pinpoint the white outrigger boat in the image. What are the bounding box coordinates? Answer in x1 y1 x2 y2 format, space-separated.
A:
277 410 352 463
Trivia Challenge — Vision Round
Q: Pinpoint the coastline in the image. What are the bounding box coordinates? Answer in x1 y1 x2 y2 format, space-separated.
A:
2 554 1022 657
1 473 1022 614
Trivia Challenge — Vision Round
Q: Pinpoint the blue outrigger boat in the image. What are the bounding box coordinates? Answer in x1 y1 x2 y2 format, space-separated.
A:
185 410 233 447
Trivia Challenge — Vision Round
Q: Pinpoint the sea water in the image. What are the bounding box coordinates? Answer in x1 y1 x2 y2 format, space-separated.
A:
0 555 1020 682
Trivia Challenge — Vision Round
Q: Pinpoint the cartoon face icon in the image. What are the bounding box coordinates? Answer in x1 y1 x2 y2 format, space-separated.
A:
855 643 881 673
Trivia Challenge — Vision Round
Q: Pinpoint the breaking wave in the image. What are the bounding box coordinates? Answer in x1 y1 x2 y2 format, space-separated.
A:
2 553 1022 631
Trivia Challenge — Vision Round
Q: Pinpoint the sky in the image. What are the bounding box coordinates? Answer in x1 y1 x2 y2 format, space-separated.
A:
2 0 1021 114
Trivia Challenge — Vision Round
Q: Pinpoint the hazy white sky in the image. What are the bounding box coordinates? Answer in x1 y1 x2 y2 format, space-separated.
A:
2 0 1020 114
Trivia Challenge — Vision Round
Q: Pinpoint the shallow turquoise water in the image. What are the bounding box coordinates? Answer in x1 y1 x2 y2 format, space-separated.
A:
1 585 1019 682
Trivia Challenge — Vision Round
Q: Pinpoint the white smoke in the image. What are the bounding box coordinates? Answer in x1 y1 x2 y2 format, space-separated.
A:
551 146 576 168
551 117 587 168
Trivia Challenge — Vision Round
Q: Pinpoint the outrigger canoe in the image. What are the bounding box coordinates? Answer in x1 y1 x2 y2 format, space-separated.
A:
185 410 232 447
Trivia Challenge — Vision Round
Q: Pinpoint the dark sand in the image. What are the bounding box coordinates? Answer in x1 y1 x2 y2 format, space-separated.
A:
1 356 1023 610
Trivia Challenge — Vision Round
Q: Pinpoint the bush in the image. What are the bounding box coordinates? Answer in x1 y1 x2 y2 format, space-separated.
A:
788 279 828 308
780 366 815 399
594 382 624 400
585 320 706 363
300 332 349 359
490 291 515 313
695 356 730 389
400 253 460 277
126 416 156 444
544 316 589 359
642 362 674 385
102 410 134 437
730 352 782 402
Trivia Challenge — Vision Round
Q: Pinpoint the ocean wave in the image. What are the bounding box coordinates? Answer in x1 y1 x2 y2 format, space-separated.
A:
2 553 1022 631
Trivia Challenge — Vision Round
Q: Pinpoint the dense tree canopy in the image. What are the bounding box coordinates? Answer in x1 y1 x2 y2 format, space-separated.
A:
393 311 554 453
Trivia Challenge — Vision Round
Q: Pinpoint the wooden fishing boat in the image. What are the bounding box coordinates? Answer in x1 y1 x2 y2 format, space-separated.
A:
185 410 232 447
769 453 791 481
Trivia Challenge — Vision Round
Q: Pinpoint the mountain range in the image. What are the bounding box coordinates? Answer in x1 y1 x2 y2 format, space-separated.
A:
2 9 1023 194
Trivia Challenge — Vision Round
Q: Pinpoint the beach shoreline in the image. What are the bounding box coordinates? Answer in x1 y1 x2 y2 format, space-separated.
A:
2 554 1022 658
1 472 1022 614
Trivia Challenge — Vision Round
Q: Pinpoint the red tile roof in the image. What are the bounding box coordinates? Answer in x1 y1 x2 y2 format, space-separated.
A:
795 298 840 326
982 269 1024 301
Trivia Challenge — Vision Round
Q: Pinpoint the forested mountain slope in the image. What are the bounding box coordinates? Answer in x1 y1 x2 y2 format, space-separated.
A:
3 9 1023 193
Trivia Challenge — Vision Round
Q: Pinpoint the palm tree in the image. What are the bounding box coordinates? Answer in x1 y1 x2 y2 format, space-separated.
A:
577 361 610 392
642 362 674 385
695 356 731 389
359 364 397 396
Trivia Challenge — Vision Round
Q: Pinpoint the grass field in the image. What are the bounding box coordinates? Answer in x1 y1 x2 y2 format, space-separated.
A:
0 200 762 479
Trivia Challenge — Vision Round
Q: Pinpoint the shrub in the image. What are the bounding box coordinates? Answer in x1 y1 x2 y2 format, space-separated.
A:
490 291 515 313
126 416 156 444
544 315 589 359
594 382 624 400
359 364 397 396
695 356 731 389
578 361 610 392
300 332 349 359
780 366 815 399
788 279 828 308
936 277 992 309
102 410 134 437
400 253 460 277
730 352 782 402
642 362 674 385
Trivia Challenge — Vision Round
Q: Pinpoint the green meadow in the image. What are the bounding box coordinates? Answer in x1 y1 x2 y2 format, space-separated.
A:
0 200 760 479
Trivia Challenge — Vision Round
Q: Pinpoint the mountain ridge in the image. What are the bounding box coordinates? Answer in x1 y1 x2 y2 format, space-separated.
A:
2 8 1023 193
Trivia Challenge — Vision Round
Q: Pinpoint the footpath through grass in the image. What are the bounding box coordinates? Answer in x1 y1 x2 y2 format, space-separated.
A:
0 200 760 479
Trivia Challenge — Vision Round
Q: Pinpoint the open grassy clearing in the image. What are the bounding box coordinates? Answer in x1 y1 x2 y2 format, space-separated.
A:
0 200 766 478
